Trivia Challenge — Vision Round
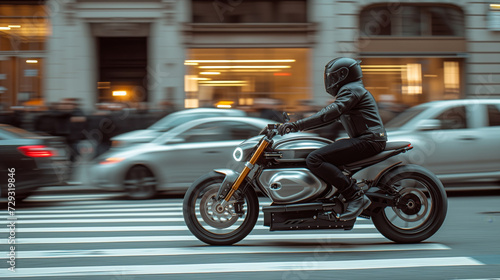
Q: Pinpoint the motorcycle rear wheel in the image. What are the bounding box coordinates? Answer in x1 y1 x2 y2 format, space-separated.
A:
183 171 259 245
371 164 447 243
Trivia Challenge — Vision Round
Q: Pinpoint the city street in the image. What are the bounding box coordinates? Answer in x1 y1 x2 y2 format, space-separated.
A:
1 186 499 280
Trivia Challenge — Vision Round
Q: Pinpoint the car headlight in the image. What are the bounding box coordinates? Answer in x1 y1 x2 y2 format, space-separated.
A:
233 147 243 162
112 140 122 148
100 157 125 165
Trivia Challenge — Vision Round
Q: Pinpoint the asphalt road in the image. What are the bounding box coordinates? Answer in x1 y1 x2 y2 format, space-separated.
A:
1 187 499 280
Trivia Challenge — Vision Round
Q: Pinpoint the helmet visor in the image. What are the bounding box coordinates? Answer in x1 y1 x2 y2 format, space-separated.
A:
324 67 348 94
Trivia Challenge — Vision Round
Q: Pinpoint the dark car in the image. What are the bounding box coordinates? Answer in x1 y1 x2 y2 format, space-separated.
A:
0 124 71 201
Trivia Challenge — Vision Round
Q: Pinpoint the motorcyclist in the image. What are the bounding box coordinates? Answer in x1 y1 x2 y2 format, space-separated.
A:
278 57 387 221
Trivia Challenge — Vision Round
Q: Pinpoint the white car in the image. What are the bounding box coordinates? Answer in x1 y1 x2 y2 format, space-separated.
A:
111 108 246 147
356 99 500 187
91 117 315 199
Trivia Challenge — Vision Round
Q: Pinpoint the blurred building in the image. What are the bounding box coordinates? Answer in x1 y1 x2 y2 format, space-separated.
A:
0 0 499 112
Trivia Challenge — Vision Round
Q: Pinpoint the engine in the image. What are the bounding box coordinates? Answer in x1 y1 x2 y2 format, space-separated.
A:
258 168 328 204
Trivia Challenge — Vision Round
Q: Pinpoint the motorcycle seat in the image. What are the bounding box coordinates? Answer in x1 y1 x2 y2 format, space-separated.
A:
342 141 412 171
383 141 411 151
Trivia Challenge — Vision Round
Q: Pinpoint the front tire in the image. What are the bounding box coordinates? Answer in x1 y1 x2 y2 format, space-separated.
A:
124 165 157 200
371 164 447 243
183 171 259 245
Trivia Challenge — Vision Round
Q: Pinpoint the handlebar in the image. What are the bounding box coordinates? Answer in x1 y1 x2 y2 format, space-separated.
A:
262 123 280 139
260 112 290 139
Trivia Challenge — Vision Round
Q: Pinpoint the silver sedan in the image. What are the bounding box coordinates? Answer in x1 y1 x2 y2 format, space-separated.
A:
356 99 500 187
91 117 288 199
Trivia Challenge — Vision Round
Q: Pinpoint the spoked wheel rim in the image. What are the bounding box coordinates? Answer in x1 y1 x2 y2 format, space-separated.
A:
193 182 250 235
384 178 433 232
124 165 157 199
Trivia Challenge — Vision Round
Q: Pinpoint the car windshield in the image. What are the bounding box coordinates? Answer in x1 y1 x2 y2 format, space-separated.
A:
384 107 427 129
149 114 197 132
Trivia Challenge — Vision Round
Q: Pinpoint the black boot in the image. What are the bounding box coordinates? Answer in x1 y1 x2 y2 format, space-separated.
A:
337 180 371 221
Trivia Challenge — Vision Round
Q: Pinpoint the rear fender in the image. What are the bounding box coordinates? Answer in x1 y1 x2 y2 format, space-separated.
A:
363 162 402 217
371 161 403 188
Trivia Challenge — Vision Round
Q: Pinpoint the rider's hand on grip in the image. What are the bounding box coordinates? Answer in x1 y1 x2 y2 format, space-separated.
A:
278 122 299 136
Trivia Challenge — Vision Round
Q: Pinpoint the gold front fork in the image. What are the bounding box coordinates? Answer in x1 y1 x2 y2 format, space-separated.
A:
222 138 270 203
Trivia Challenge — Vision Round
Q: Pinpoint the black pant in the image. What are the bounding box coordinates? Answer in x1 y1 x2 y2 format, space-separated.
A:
306 138 386 193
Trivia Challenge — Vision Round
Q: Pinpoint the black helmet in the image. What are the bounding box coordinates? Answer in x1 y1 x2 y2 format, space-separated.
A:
324 57 363 97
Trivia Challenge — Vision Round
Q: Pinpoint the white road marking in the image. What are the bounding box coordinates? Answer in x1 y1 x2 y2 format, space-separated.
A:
1 257 483 277
0 224 375 233
13 207 184 214
0 217 266 224
14 243 450 259
1 212 189 218
0 233 385 244
17 201 272 210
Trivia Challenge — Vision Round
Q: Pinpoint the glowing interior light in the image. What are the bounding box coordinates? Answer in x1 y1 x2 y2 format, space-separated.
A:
112 91 127 96
199 65 291 69
185 59 296 63
200 72 221 75
26 60 38 64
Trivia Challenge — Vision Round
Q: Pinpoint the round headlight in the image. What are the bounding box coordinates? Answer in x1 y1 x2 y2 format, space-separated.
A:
233 147 243 161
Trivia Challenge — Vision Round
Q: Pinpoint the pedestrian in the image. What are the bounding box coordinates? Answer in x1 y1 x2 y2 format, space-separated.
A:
278 57 387 221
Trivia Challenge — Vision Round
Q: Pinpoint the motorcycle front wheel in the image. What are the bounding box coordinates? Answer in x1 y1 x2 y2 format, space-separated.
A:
371 164 448 243
183 171 259 245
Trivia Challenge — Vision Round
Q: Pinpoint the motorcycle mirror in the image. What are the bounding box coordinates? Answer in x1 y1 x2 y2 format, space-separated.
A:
282 112 290 122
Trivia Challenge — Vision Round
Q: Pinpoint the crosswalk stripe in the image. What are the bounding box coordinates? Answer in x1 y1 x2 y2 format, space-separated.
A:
1 212 190 218
14 207 184 214
1 217 187 223
15 243 450 259
0 224 375 233
2 257 483 277
0 217 265 224
17 201 272 210
0 233 385 244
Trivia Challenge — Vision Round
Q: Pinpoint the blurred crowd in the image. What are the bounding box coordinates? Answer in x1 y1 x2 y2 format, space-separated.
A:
0 96 407 166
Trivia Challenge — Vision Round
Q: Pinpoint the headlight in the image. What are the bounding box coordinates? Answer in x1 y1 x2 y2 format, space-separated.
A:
100 157 125 165
233 147 243 162
112 140 122 148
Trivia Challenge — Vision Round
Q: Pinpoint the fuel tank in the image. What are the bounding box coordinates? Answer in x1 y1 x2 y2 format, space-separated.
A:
273 136 332 162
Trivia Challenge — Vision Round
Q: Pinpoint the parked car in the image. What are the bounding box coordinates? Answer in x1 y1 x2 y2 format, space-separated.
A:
91 117 314 199
111 108 246 147
355 99 500 187
0 124 71 201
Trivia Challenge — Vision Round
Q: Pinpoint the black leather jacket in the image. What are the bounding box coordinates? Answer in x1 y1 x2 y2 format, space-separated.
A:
296 80 387 141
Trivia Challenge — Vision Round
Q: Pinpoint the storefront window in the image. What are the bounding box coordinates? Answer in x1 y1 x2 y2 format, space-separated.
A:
184 48 310 110
192 0 307 23
360 57 464 107
360 4 464 37
0 4 48 107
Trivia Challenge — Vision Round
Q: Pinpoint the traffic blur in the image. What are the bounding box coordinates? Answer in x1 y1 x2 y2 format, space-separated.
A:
1 97 500 200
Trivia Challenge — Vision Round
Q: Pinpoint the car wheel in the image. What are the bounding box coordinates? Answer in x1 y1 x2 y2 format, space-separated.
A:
124 165 157 199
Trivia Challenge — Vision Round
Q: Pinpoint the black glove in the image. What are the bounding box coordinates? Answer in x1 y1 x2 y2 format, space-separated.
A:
278 122 299 136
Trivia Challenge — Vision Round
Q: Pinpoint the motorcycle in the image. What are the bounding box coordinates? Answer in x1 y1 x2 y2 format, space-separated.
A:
183 117 448 245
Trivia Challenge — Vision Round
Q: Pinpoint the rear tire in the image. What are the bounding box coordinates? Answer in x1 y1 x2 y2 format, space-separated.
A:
371 164 447 243
183 171 259 245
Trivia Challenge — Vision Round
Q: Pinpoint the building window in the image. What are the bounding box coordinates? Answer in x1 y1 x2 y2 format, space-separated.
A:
0 3 48 107
360 57 464 107
192 0 307 23
184 48 309 109
360 4 464 37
